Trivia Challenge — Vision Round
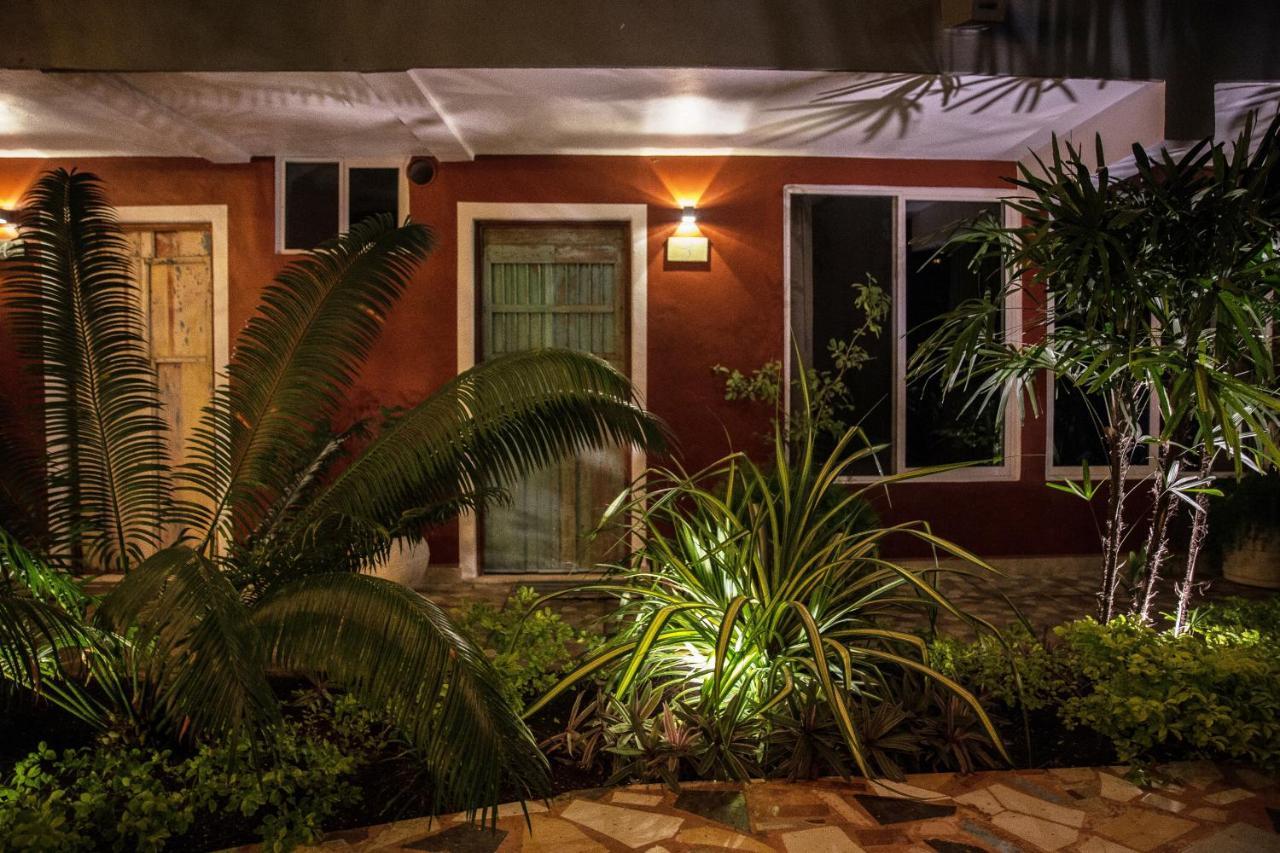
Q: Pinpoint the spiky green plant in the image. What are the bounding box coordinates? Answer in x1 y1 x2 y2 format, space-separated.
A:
0 169 666 815
524 394 1008 781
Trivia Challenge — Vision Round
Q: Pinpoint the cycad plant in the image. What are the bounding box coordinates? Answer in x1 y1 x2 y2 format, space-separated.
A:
525 389 1007 781
0 169 665 813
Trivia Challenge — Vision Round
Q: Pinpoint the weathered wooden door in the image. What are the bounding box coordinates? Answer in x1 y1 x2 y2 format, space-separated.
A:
477 223 630 573
123 226 215 548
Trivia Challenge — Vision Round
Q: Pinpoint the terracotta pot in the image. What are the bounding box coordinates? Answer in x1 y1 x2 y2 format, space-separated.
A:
1222 529 1280 589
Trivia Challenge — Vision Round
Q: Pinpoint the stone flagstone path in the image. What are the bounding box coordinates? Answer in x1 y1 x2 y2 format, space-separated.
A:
270 762 1280 852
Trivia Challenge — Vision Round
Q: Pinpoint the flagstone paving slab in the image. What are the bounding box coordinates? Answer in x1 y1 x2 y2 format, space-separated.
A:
284 762 1280 852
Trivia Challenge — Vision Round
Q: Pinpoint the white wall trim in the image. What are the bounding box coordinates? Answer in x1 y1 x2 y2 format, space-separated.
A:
116 204 230 380
782 184 1021 484
455 201 649 579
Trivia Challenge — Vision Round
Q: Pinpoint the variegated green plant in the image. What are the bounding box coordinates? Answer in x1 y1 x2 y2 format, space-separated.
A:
526 387 1010 780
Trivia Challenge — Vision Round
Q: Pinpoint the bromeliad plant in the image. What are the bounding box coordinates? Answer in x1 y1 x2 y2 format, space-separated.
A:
0 169 665 814
525 387 1008 782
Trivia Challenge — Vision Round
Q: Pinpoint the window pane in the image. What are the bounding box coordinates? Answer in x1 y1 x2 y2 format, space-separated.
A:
803 195 894 473
1052 386 1150 468
904 200 1004 468
284 161 339 249
348 167 400 229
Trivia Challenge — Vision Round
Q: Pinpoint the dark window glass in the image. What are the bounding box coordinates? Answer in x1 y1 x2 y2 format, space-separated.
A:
348 167 400 229
1052 386 1150 468
904 200 1004 468
804 195 894 473
284 161 339 249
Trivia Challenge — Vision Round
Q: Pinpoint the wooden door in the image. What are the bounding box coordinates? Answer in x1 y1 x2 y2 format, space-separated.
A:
123 225 215 548
477 223 630 573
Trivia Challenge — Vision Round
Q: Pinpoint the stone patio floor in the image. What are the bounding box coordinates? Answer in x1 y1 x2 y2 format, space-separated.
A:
280 762 1280 853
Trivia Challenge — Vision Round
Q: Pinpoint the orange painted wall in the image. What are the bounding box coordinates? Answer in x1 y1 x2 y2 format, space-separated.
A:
0 154 1099 563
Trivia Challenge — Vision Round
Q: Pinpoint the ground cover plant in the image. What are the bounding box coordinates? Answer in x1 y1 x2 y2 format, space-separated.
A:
453 586 604 708
0 168 664 823
933 596 1280 770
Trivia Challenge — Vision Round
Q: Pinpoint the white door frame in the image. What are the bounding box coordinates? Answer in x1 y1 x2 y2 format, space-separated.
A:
455 201 648 580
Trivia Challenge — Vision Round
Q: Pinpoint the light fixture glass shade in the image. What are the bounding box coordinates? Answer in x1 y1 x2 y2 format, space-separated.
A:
680 205 697 225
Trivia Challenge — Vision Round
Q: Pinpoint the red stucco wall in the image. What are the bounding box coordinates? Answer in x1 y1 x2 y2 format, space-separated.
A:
0 154 1099 562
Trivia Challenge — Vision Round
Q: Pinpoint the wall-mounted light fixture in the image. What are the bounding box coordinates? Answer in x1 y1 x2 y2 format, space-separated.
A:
666 203 709 265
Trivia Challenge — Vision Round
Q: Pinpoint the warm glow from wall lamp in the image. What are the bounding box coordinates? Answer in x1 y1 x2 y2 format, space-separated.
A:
680 205 697 225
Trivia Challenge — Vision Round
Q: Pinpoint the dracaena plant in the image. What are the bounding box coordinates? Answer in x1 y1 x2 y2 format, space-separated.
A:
909 112 1280 630
0 168 665 814
524 383 1008 782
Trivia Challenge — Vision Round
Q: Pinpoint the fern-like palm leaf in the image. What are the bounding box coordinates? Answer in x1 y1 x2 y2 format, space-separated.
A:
253 572 551 814
0 527 89 691
283 348 667 572
177 216 433 548
5 169 168 569
96 546 280 740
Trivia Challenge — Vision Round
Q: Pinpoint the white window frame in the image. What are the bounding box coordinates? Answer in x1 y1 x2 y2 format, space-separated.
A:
274 157 410 254
783 184 1021 483
455 202 649 580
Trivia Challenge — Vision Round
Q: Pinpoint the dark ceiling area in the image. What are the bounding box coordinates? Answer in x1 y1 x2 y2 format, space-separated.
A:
1 0 1276 139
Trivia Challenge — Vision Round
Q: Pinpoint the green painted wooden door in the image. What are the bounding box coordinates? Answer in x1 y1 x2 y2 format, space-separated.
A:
478 223 630 573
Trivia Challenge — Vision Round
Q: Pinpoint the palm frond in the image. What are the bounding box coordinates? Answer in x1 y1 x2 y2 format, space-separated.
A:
0 392 49 547
6 169 168 569
282 348 667 572
176 216 433 548
252 572 550 816
96 546 279 740
0 527 90 692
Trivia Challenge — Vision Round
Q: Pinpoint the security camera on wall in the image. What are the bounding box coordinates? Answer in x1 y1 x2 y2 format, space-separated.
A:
406 156 439 186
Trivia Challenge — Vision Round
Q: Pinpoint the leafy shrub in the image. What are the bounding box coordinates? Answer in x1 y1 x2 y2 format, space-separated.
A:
1185 595 1280 640
0 739 190 853
454 587 603 707
931 624 1071 712
1056 617 1280 767
935 607 1280 769
0 693 383 852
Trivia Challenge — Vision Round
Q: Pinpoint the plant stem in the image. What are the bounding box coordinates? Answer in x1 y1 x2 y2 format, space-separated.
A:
1098 392 1133 622
1173 450 1214 635
1137 444 1174 622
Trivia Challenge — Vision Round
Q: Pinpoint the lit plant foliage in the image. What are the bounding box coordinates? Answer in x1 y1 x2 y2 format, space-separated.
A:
527 392 1008 781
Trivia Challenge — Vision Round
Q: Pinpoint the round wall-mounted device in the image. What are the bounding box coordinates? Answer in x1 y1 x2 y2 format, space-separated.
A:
406 156 439 186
